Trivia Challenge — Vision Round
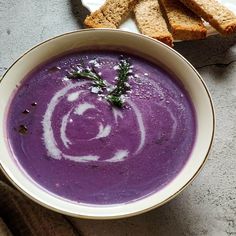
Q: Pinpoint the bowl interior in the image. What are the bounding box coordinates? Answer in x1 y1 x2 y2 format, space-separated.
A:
0 29 214 219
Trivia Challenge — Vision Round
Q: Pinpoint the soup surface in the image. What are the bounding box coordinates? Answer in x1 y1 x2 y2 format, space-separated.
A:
6 50 196 204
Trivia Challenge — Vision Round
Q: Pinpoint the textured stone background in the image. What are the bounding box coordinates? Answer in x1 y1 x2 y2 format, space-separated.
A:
0 1 236 235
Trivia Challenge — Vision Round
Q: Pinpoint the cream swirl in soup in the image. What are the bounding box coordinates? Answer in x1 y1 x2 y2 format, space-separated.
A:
6 50 196 204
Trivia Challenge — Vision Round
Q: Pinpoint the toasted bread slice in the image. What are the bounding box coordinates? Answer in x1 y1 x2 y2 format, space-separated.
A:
179 0 236 35
84 0 139 29
159 0 207 40
134 0 173 47
84 10 116 28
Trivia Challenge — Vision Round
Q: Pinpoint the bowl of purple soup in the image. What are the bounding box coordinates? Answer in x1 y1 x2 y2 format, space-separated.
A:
0 29 214 219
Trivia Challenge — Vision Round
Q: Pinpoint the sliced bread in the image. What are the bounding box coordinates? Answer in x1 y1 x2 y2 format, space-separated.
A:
134 0 173 47
159 0 207 40
84 0 139 29
84 10 116 28
179 0 236 35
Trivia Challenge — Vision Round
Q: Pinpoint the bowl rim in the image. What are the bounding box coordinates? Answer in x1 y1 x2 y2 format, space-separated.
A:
0 28 215 219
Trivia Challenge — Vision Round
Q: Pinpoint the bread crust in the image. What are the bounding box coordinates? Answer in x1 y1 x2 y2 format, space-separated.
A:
84 10 116 28
101 0 139 27
84 0 139 29
159 0 207 40
134 0 173 47
179 0 236 35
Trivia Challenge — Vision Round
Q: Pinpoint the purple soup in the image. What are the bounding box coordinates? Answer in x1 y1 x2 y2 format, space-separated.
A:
6 50 196 204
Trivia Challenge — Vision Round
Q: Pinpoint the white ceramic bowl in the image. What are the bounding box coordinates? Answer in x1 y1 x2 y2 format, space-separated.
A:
0 29 215 219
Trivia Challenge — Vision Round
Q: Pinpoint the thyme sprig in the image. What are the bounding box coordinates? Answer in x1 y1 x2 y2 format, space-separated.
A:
68 58 132 108
106 59 132 107
68 67 106 90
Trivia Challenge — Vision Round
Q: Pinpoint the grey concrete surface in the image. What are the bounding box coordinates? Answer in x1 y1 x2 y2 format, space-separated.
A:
0 1 236 235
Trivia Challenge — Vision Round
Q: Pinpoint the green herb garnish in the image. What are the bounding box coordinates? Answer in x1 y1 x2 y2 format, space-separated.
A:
69 67 106 90
68 58 132 108
106 59 131 107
